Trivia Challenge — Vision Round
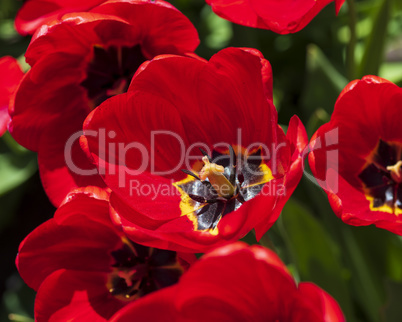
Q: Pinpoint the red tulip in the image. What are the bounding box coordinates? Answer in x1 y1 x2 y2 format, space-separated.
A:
16 187 195 321
10 0 199 206
309 76 402 235
82 47 307 252
111 243 345 321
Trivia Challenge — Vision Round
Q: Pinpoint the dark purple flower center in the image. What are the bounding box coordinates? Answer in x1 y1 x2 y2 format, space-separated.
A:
108 238 184 300
81 44 146 108
358 139 402 213
175 147 274 231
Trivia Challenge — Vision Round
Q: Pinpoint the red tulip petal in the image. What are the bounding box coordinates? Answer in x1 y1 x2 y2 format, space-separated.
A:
254 116 307 239
175 243 296 320
15 0 105 35
35 269 124 321
11 1 199 206
110 286 178 322
207 0 344 34
17 190 119 290
297 282 345 322
309 76 402 234
91 0 199 57
0 57 23 136
38 117 106 206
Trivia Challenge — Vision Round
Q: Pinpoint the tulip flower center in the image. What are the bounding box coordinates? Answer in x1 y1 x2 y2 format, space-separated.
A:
174 146 274 234
359 139 402 214
107 238 184 301
81 44 146 108
199 156 236 198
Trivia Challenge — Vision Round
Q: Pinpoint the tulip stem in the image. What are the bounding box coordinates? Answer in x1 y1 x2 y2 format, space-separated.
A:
341 226 382 320
346 0 357 80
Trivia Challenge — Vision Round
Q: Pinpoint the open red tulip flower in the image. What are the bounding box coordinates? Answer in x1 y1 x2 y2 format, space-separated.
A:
111 243 345 321
16 187 195 321
309 76 402 235
15 0 107 35
206 0 345 34
0 56 23 136
82 47 307 253
9 0 199 207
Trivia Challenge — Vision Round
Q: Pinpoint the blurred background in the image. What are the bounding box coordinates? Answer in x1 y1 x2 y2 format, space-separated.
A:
1 0 402 321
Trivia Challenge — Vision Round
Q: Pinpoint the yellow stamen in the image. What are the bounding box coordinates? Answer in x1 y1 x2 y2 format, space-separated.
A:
199 156 235 198
387 160 402 183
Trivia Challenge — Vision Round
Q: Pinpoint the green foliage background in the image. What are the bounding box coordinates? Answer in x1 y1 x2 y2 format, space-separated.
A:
1 0 402 321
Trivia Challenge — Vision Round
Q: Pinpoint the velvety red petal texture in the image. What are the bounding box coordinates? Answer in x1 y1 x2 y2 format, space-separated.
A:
309 76 402 235
83 47 307 252
16 187 120 291
35 270 125 322
17 186 195 320
15 0 106 35
297 283 346 322
110 287 178 322
111 243 344 321
254 115 308 239
0 56 23 136
206 0 345 34
10 0 199 206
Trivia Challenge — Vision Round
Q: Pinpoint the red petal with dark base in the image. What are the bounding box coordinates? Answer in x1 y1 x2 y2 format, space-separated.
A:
17 187 195 320
35 270 125 322
309 76 402 235
83 47 307 252
110 287 177 322
16 187 119 291
10 1 199 206
111 243 345 321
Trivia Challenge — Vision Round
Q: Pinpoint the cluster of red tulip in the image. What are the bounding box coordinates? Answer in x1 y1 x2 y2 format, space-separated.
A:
2 0 401 320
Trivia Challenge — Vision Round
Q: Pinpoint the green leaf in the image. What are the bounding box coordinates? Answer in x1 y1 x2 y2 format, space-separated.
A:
384 280 402 321
379 62 402 84
301 44 348 116
358 0 392 77
202 6 233 50
306 108 330 138
301 177 385 322
0 153 37 196
0 134 37 196
279 199 355 320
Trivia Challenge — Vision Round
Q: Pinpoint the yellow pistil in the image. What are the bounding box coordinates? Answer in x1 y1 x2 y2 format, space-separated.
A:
199 156 235 198
387 160 402 183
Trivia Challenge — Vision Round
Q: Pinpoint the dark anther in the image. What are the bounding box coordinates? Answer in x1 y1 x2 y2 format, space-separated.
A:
188 194 208 203
199 148 212 162
228 145 237 185
109 240 183 300
181 169 201 180
236 193 246 204
177 147 270 231
238 173 245 185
